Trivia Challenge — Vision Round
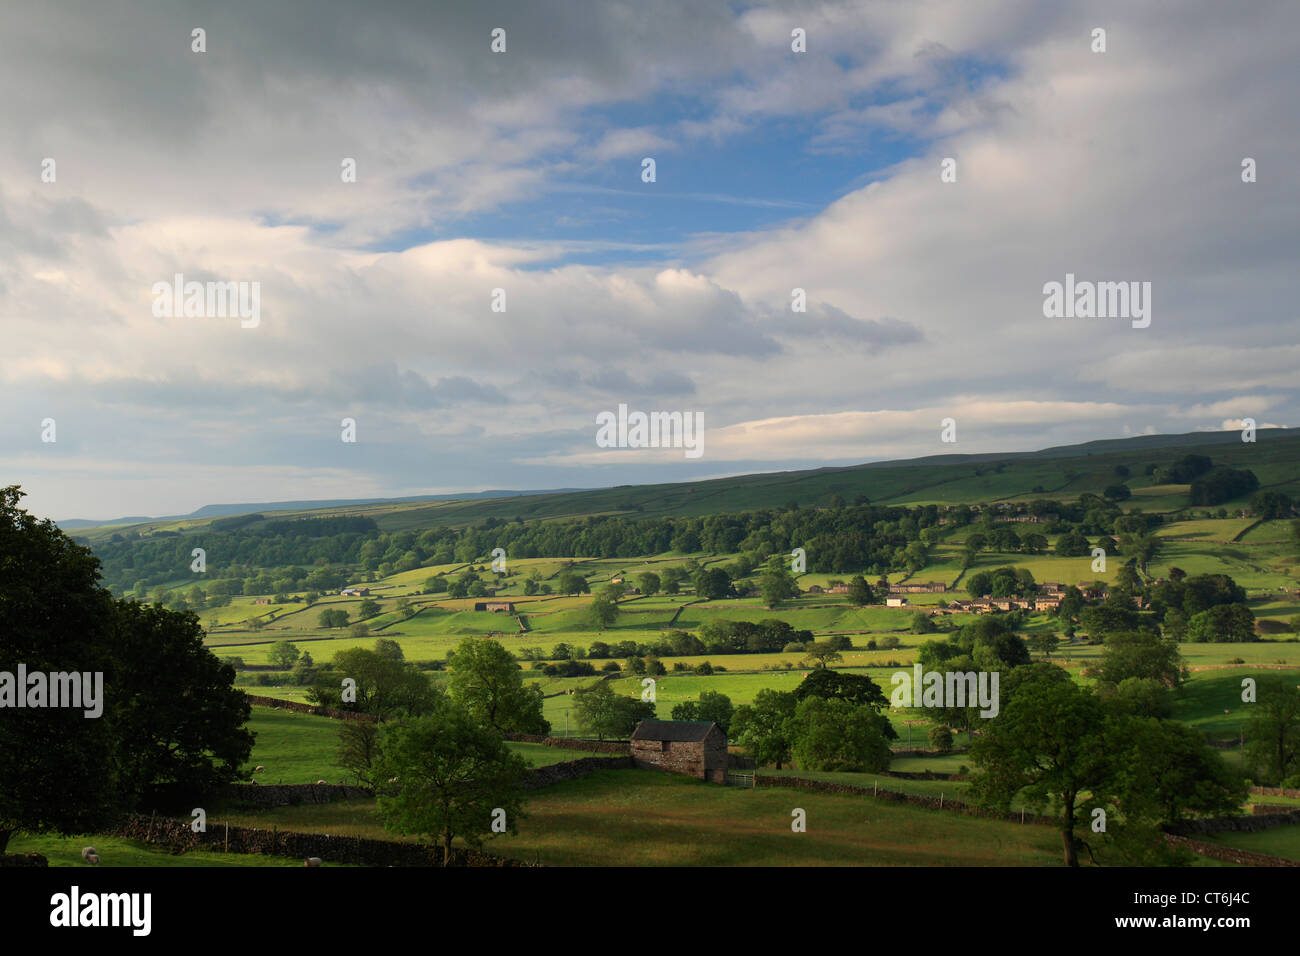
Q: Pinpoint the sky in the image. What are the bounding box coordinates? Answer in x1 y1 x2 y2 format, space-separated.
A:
2 0 1296 521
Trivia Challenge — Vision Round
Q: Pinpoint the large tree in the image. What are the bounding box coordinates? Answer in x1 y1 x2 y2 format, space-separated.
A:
968 666 1114 867
374 703 528 865
731 689 797 768
789 697 892 773
107 600 253 805
759 557 796 608
572 681 654 739
308 647 441 719
1085 630 1187 689
0 486 121 852
1244 677 1300 785
447 637 549 735
1 486 254 852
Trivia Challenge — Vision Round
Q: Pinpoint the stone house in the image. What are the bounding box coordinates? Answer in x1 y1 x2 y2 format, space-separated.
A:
630 720 728 784
473 600 515 613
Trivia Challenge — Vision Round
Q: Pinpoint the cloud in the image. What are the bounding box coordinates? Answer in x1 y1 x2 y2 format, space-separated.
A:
1 0 1296 518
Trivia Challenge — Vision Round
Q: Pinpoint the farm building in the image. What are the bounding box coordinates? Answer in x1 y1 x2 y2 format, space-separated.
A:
630 720 728 784
253 598 272 605
889 581 947 593
473 600 515 613
340 587 370 597
885 597 909 607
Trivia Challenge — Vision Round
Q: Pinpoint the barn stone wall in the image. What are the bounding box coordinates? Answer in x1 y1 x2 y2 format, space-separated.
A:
632 728 728 781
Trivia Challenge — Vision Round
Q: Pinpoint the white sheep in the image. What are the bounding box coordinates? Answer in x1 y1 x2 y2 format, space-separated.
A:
304 857 322 867
316 779 327 785
250 779 259 785
81 846 100 865
254 765 265 772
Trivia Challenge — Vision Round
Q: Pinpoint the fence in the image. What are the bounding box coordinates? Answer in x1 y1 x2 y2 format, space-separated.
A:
725 772 755 788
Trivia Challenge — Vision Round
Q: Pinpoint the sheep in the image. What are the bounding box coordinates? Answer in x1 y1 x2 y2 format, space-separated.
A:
250 779 259 785
254 765 265 772
81 846 100 865
316 779 327 785
304 857 323 867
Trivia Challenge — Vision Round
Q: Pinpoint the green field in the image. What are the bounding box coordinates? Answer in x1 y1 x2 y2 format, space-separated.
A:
7 832 337 867
207 769 1071 866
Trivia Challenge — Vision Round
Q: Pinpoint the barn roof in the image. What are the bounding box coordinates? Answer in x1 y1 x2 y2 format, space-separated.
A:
630 720 718 743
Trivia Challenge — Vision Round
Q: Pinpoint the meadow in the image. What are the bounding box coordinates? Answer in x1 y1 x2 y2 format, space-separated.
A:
206 769 1070 866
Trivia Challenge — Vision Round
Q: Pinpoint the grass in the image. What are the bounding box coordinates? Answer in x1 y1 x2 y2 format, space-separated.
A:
243 705 628 784
1202 824 1300 862
7 832 336 866
211 769 1069 866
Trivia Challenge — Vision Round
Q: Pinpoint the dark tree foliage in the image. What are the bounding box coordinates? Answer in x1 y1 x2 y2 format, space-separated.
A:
792 670 897 739
1190 468 1259 506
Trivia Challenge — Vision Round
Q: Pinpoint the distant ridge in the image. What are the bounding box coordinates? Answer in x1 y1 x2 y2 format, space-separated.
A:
59 427 1296 534
55 489 593 529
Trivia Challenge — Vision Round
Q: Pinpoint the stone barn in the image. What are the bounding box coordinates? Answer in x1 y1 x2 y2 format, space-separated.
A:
630 720 728 784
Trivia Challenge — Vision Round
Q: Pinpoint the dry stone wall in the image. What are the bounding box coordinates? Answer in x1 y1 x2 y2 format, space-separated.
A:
105 814 530 867
244 694 380 722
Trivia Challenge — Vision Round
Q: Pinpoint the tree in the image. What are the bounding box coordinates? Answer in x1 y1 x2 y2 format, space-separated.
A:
910 610 937 634
1185 603 1256 643
349 622 371 640
109 600 254 808
660 566 686 595
789 697 892 772
308 648 441 720
268 640 301 669
731 690 797 768
556 572 590 596
358 598 381 618
1086 630 1186 688
1054 530 1091 557
802 642 843 669
759 557 795 607
572 681 654 739
929 725 954 752
338 719 383 788
0 487 128 849
1030 632 1060 659
373 637 405 662
1103 484 1132 502
693 567 732 600
1102 715 1246 864
1244 677 1300 785
319 608 349 628
793 668 890 710
968 667 1114 866
3 485 261 852
636 572 661 596
847 575 873 606
448 637 549 735
671 691 735 735
587 595 619 630
374 703 528 865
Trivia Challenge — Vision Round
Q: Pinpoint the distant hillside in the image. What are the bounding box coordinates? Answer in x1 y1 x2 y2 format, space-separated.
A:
57 489 592 531
72 428 1298 544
